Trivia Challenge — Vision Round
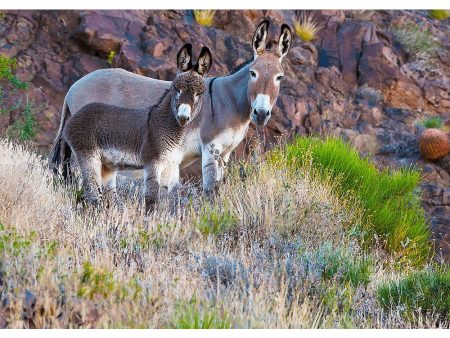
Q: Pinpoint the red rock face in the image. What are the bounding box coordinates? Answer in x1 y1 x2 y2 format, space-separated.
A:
0 10 450 261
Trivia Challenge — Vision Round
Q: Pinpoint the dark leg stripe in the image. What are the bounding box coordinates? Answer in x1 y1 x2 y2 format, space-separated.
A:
209 77 217 120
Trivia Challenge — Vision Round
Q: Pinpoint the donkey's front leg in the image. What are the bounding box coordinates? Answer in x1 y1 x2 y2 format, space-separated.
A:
160 162 181 193
201 143 223 194
143 162 163 211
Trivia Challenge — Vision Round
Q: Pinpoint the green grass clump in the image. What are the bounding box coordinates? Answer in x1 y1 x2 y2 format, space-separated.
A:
194 204 238 236
0 223 36 257
77 261 116 300
320 244 373 288
170 297 231 329
192 10 216 27
420 116 444 129
9 100 38 141
430 10 450 20
377 268 450 318
77 261 144 303
268 137 430 266
391 22 439 59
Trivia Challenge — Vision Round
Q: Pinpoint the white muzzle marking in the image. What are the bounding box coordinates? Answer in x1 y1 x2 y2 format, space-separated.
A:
252 94 271 113
177 104 191 123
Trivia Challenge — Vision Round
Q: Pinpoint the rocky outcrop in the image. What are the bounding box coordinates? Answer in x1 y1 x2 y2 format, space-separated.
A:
0 10 449 261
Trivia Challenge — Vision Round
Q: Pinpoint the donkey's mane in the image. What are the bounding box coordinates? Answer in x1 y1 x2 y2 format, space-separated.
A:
147 88 170 126
228 58 253 75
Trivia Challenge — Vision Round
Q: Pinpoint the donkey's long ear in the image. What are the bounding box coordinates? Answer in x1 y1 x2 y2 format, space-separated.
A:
195 46 212 76
252 20 269 58
177 43 193 72
276 24 292 61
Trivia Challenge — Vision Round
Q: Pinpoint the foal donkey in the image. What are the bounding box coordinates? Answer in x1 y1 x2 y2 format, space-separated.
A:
56 44 212 208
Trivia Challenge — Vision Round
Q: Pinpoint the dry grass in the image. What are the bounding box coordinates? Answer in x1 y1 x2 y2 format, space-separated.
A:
293 12 321 42
0 139 447 328
192 10 216 27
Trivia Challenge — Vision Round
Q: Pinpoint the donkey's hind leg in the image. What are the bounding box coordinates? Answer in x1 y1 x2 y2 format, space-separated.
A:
101 165 118 195
77 154 103 206
101 165 121 207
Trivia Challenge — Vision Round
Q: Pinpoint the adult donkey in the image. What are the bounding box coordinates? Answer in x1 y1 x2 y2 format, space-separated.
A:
51 44 212 207
51 20 292 195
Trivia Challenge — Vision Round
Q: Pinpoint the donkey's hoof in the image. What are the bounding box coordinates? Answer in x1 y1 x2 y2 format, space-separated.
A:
204 189 217 203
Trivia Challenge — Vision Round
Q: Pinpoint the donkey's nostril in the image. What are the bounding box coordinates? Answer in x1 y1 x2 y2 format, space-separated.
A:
265 110 270 116
252 109 257 116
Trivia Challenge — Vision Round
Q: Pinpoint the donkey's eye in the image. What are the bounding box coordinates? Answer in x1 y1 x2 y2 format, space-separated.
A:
250 70 257 78
276 75 284 81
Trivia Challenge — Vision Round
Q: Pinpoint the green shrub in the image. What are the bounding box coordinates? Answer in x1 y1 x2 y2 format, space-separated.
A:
268 137 431 266
391 22 439 59
170 297 232 329
377 268 450 318
0 54 28 90
420 116 444 129
77 261 143 302
9 100 38 141
135 223 176 250
320 244 373 288
0 54 38 141
77 261 116 300
0 223 36 257
194 204 238 236
430 10 450 20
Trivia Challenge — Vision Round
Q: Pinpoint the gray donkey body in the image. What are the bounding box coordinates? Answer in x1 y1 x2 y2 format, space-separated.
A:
53 44 212 208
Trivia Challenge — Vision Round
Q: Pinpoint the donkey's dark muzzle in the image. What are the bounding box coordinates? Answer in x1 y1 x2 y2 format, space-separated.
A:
253 108 271 126
177 115 190 126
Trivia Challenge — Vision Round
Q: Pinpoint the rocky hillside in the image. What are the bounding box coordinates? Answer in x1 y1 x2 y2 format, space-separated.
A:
0 10 449 260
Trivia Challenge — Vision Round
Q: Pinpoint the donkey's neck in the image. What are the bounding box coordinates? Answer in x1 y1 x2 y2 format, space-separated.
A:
213 62 252 123
148 90 182 140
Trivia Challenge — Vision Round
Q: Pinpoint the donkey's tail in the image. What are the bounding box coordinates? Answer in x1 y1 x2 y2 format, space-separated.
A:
49 98 72 181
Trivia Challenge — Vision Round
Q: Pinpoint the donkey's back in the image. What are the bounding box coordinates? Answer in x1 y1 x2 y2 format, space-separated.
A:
66 68 171 115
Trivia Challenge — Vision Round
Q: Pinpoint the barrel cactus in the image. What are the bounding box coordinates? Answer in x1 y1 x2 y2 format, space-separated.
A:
418 117 449 160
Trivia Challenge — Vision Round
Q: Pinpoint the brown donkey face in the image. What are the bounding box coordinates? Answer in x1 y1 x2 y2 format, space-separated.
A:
247 21 292 126
171 44 212 127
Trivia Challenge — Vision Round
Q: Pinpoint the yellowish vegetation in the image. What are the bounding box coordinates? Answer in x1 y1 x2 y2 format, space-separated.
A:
106 51 116 67
430 10 450 20
293 12 321 42
193 10 216 27
0 139 447 328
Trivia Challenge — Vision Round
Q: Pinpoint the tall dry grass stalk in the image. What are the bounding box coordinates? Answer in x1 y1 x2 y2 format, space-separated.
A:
0 139 447 328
